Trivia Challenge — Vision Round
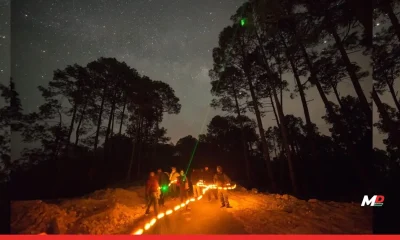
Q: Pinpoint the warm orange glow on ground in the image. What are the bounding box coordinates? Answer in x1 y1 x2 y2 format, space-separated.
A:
131 183 236 235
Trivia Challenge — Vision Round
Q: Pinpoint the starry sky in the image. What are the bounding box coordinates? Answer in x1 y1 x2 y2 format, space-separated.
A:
0 0 9 89
0 0 390 158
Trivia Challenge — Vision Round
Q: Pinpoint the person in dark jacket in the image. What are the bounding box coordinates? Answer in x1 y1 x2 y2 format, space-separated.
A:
213 166 232 208
203 166 218 201
157 168 169 206
191 168 201 198
145 172 160 215
177 170 191 210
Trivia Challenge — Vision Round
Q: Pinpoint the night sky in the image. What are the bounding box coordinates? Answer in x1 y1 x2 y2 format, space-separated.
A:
0 0 9 89
0 0 390 157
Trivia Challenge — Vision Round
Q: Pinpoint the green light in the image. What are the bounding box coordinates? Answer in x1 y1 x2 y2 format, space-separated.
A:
161 185 168 192
240 18 246 26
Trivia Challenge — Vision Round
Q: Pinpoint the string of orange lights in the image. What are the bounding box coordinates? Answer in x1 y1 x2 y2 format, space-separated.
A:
131 182 236 235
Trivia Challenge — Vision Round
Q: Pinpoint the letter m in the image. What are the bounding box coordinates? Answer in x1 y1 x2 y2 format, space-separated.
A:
361 195 376 206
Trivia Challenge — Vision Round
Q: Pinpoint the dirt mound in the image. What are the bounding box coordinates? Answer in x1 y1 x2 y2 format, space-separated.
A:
11 200 77 234
229 192 372 234
11 186 146 234
70 202 143 234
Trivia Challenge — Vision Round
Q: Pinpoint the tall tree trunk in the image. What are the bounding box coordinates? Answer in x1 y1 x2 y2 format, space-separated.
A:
269 94 280 127
280 76 283 113
75 100 88 146
271 87 299 195
67 104 78 144
326 16 371 121
381 0 400 42
245 73 277 191
276 55 284 113
299 40 371 191
290 142 298 160
281 38 321 192
136 116 145 178
104 91 117 164
53 111 64 194
332 85 345 109
299 41 352 134
94 87 107 150
372 88 400 140
65 103 78 154
282 39 313 131
127 115 140 181
387 82 400 112
53 111 63 162
272 137 278 158
269 96 284 172
247 142 253 156
119 94 127 135
230 78 251 184
238 29 276 191
296 36 351 134
332 85 355 135
253 29 297 194
105 95 117 145
294 140 302 161
284 8 368 187
111 110 115 135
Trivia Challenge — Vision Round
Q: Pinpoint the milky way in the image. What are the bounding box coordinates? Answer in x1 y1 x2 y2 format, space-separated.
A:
0 0 386 152
6 0 244 144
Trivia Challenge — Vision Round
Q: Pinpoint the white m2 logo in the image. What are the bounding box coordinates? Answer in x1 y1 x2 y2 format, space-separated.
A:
361 195 384 207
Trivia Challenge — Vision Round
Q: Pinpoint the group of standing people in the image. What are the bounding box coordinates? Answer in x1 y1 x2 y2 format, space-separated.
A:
144 165 232 216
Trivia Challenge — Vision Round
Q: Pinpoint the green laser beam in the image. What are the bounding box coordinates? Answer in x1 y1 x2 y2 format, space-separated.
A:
184 10 248 177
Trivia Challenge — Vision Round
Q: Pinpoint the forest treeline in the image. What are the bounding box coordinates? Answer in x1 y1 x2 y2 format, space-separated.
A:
0 0 399 201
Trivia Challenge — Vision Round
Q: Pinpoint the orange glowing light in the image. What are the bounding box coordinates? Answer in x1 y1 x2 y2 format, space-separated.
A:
150 218 157 226
132 229 143 235
144 223 151 230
